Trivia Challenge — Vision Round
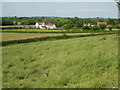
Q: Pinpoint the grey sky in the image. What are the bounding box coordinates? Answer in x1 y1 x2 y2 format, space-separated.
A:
2 2 118 18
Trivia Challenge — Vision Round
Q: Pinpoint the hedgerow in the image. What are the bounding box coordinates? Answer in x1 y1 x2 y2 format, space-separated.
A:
2 32 115 46
1 29 116 33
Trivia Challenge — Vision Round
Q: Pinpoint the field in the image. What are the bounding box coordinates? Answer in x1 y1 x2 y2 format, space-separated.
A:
2 34 118 88
2 33 93 41
1 29 117 34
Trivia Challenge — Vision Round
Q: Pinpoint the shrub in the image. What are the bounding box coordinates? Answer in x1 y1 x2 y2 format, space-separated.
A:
108 27 112 30
92 25 100 30
2 27 25 30
82 26 90 30
99 24 106 30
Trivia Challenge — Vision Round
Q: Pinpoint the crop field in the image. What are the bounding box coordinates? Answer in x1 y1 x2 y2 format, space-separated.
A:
1 29 65 32
2 34 118 88
2 33 62 41
1 29 117 34
2 33 99 41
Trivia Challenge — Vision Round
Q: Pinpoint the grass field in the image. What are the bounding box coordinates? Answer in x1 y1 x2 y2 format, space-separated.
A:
1 29 117 34
2 34 118 88
2 33 95 41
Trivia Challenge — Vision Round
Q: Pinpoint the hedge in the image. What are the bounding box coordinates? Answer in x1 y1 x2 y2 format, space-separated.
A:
1 32 116 46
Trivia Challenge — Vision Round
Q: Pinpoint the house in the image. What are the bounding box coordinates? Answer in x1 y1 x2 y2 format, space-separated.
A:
83 23 94 27
107 25 112 28
35 22 56 29
97 22 107 26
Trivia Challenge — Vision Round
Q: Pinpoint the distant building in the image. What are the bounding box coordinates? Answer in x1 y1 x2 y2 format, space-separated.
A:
97 22 107 26
83 23 94 27
35 22 56 29
107 25 112 28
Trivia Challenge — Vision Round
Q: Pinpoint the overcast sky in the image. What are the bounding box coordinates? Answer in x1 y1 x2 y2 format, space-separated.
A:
2 2 118 18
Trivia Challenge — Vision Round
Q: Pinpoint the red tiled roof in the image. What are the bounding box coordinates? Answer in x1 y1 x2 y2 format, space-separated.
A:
97 22 107 25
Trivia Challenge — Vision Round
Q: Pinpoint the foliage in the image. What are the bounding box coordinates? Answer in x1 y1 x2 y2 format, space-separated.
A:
108 27 113 31
92 25 100 30
1 29 116 34
2 27 25 29
99 24 106 30
2 33 115 46
82 26 90 30
2 17 119 29
62 24 71 31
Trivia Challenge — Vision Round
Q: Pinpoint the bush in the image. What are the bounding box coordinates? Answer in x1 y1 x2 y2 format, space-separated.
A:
2 27 25 30
108 27 112 31
2 33 115 46
82 26 90 30
92 25 100 30
99 24 106 30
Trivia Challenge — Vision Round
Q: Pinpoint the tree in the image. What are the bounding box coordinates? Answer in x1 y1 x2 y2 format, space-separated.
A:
62 24 71 31
82 26 90 30
75 21 83 28
92 25 99 30
99 24 106 30
107 18 115 25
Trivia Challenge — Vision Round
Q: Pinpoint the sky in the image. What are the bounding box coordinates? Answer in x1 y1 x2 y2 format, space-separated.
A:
2 2 118 18
1 0 116 2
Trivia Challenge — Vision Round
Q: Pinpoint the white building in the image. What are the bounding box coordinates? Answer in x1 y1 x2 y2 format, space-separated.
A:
83 23 94 27
35 22 56 29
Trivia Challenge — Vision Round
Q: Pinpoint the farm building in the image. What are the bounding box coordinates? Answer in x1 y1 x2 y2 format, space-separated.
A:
35 22 56 29
97 22 107 26
83 23 94 27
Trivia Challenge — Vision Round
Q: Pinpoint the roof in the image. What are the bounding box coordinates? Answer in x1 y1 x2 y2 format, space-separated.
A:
97 22 107 25
107 25 112 27
36 22 55 26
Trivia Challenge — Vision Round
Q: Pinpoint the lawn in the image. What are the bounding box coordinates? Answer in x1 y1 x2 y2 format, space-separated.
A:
2 34 118 88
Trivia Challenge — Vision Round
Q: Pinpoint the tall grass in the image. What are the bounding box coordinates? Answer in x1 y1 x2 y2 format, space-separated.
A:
2 34 118 88
2 32 116 46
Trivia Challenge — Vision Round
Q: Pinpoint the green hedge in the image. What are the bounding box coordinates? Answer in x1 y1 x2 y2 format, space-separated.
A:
1 29 116 34
2 27 25 30
2 32 116 46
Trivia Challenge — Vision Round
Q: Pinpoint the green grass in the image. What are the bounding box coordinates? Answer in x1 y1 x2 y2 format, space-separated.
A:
1 29 117 33
2 33 116 46
2 34 118 88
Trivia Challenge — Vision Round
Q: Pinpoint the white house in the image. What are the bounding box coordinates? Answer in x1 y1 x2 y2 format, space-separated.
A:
83 23 94 27
35 22 56 29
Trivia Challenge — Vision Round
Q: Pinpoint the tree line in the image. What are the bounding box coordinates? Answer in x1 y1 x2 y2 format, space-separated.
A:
1 16 119 29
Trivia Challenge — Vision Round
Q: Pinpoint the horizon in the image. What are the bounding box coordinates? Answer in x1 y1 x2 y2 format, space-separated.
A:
1 15 118 19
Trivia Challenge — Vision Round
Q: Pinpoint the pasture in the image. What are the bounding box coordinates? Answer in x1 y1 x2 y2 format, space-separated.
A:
2 33 100 41
2 34 118 88
1 29 117 34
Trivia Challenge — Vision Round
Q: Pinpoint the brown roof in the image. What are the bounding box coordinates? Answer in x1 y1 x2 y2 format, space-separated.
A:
45 24 54 26
107 25 112 27
97 22 107 25
37 22 54 26
38 22 43 25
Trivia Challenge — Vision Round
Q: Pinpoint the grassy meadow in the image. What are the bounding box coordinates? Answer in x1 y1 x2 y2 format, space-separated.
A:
2 34 118 88
2 32 108 41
